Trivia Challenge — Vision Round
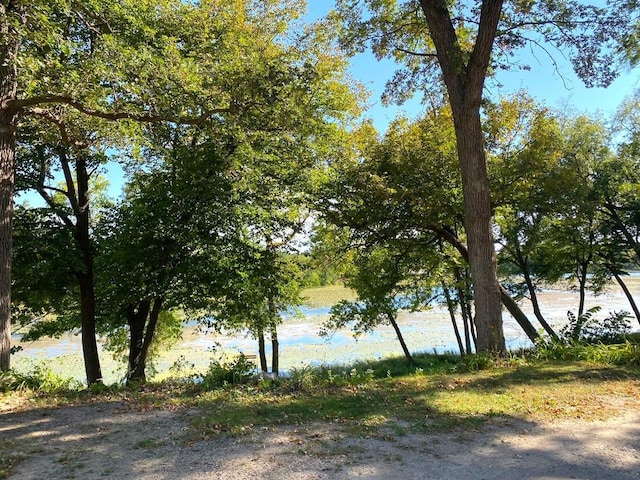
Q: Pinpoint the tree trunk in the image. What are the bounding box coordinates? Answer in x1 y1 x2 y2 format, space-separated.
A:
270 325 279 376
386 311 415 365
0 4 21 372
455 267 473 354
611 270 640 327
499 286 540 344
0 110 16 372
522 268 559 341
74 156 102 384
129 297 163 382
440 227 539 347
442 282 465 356
455 109 506 354
257 330 268 373
126 300 151 383
420 0 506 354
577 263 588 318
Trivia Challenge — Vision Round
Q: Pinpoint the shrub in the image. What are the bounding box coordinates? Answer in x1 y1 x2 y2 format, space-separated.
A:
460 353 494 372
560 308 632 344
287 365 318 392
0 364 78 394
200 353 257 390
533 340 640 366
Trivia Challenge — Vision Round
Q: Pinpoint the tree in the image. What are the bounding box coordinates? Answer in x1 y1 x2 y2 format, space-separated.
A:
1 0 240 373
319 108 541 347
331 0 633 354
3 0 344 380
96 137 240 383
324 246 439 365
97 5 360 381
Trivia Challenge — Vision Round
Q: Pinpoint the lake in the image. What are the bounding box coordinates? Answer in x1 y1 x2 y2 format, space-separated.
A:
11 278 640 385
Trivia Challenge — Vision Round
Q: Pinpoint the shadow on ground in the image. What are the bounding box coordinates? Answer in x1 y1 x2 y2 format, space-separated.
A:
1 396 639 480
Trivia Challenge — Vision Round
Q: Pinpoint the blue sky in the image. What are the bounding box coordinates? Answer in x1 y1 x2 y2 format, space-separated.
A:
312 4 640 132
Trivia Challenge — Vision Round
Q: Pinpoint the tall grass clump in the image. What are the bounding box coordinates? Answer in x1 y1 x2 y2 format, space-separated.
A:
0 364 79 394
533 309 640 366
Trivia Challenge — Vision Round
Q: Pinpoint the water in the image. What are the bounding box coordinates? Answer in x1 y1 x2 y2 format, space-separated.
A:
10 282 639 384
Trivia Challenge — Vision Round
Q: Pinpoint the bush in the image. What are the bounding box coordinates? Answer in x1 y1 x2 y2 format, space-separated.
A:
0 364 78 394
199 353 257 390
560 308 632 344
460 353 494 372
287 365 318 392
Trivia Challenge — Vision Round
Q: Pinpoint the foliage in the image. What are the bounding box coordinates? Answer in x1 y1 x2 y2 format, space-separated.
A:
101 310 184 378
199 353 258 390
533 341 640 366
287 365 319 392
559 308 633 345
460 354 495 372
0 365 78 394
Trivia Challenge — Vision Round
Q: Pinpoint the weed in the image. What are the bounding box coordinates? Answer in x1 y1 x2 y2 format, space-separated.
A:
288 365 318 392
561 308 632 344
460 354 494 372
534 341 640 366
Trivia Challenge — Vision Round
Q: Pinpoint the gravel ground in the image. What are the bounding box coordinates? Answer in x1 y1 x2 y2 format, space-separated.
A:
1 398 639 480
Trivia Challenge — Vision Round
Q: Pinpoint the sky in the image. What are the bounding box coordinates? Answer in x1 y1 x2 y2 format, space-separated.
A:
310 4 640 133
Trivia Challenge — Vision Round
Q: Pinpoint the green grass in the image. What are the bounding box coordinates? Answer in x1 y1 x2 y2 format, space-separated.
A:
182 357 639 441
3 350 639 449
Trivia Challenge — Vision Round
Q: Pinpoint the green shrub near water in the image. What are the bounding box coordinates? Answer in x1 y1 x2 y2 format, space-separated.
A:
533 340 640 365
199 353 257 390
531 308 640 366
0 364 79 394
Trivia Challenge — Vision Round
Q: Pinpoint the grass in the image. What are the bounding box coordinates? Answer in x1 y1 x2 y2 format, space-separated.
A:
181 355 639 441
1 347 639 480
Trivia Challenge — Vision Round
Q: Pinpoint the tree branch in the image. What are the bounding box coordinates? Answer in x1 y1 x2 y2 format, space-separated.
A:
395 47 438 58
16 96 231 125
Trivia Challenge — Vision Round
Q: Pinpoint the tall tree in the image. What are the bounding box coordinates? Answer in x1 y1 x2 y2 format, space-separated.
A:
1 0 231 373
1 0 326 377
332 0 632 354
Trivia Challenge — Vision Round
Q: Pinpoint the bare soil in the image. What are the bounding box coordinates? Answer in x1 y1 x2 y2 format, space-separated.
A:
1 399 638 480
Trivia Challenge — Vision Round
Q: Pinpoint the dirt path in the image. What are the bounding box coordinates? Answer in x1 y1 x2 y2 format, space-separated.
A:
1 399 639 480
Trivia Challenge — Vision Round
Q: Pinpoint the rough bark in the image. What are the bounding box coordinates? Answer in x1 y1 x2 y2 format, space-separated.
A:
438 226 539 344
419 0 506 354
0 2 22 372
0 111 16 372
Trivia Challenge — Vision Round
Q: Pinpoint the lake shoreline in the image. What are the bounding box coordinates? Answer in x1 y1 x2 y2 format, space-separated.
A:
11 279 640 385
